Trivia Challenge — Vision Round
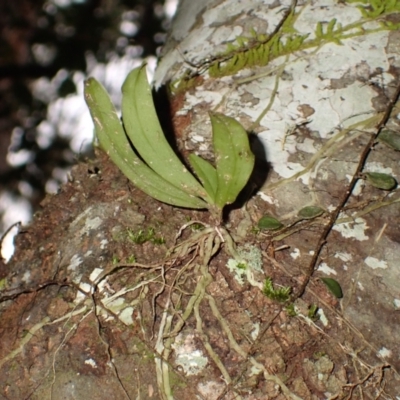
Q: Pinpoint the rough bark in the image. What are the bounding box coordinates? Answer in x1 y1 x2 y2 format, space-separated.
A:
1 1 400 399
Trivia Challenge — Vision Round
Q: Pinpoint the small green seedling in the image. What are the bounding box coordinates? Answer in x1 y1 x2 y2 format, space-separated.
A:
191 223 205 231
313 351 326 359
307 304 319 320
263 277 291 302
127 227 164 245
285 303 297 317
236 262 247 270
84 65 255 223
112 255 119 264
126 254 136 263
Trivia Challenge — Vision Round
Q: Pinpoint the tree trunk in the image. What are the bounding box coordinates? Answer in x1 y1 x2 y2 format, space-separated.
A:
1 1 400 399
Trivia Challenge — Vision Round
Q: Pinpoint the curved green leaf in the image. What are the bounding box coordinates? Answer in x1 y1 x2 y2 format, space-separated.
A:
211 113 255 208
121 65 210 202
320 277 343 299
378 130 400 151
84 78 207 209
258 215 284 230
188 154 217 203
363 172 397 191
298 206 324 219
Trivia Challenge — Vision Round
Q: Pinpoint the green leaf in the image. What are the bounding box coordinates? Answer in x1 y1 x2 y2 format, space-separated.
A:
258 33 268 41
84 77 207 209
258 215 284 230
211 113 255 208
327 18 337 35
85 66 256 215
315 21 323 38
121 65 210 202
378 130 400 151
320 277 343 299
250 27 258 38
298 206 324 219
363 172 397 190
188 154 218 203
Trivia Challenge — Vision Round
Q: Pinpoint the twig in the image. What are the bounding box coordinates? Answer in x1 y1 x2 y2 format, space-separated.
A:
292 78 400 301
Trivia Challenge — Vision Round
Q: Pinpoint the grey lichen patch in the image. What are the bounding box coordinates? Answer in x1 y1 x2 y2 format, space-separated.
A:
197 381 226 399
303 356 347 395
67 254 83 272
238 243 263 271
226 244 263 285
386 29 400 56
57 203 117 283
102 297 127 314
59 200 149 288
333 217 369 241
118 306 134 325
172 333 208 376
69 206 102 234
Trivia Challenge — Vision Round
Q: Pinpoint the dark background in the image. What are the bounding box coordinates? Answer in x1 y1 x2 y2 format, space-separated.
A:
0 0 174 233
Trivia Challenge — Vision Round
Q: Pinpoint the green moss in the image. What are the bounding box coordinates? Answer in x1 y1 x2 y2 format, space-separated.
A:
126 227 165 245
169 71 200 94
128 338 157 368
191 223 205 231
168 369 188 392
0 278 7 290
313 350 327 359
126 254 136 263
263 277 291 302
285 303 297 317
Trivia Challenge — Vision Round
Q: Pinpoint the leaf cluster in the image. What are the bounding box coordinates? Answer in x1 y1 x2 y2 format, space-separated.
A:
84 65 255 222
